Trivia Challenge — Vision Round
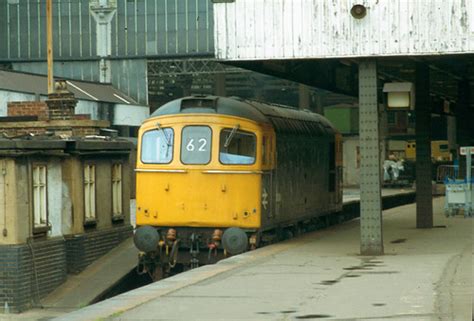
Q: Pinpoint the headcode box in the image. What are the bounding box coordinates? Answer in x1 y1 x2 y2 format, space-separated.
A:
460 147 474 155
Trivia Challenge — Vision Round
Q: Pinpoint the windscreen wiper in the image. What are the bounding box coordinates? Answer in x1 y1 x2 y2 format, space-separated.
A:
156 123 172 156
224 124 240 148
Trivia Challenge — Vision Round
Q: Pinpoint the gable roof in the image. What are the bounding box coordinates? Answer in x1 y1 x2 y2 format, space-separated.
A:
0 70 139 105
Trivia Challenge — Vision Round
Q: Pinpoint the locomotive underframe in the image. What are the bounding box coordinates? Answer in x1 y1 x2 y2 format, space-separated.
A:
137 205 343 280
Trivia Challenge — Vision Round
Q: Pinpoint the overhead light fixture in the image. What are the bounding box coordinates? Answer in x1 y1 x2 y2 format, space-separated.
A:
350 4 367 19
383 82 415 109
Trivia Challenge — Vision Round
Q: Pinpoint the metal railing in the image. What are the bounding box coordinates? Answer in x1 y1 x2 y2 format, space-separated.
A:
437 165 474 182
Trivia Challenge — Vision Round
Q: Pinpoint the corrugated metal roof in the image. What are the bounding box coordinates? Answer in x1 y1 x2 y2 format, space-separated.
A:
247 100 337 136
0 70 139 105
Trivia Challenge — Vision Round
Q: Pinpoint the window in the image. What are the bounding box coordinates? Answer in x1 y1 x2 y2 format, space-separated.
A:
219 128 256 165
439 144 449 152
181 126 212 164
33 165 47 229
112 163 123 219
141 128 174 164
328 142 336 192
262 136 268 165
84 164 96 222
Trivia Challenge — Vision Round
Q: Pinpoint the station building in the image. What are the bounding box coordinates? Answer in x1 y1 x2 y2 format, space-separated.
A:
0 83 133 312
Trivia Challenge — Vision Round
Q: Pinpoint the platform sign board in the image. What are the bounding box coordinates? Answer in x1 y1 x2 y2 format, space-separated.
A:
460 147 474 155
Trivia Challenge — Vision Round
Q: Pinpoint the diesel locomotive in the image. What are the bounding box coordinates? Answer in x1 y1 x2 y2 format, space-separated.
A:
134 95 343 278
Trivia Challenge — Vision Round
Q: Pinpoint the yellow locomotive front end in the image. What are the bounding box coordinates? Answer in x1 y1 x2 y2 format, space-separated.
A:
136 114 264 230
134 97 274 276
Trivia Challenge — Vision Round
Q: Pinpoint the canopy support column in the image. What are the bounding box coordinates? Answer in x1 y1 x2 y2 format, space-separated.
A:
359 60 383 255
415 63 433 228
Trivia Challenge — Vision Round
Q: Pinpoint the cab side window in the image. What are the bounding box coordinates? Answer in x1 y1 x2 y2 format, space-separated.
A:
219 129 256 165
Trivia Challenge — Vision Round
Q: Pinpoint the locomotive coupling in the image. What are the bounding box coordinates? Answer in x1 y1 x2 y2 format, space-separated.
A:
212 229 223 244
208 229 223 250
134 226 160 253
222 227 248 255
166 228 177 243
249 233 258 250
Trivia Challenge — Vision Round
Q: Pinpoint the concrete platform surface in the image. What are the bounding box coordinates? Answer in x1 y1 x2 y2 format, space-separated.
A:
51 197 472 321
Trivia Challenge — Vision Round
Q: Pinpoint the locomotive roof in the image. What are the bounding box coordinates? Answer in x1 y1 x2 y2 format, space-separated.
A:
150 95 337 136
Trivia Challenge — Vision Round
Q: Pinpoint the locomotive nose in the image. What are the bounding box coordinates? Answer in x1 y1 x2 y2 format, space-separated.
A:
134 226 160 253
222 227 248 255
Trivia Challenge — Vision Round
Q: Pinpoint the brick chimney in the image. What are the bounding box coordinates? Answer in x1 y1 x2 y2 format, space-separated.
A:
46 80 77 120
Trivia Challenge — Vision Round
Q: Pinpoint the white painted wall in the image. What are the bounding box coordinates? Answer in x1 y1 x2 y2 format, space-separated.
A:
61 181 73 236
47 160 63 238
75 100 100 120
114 104 149 126
214 0 474 60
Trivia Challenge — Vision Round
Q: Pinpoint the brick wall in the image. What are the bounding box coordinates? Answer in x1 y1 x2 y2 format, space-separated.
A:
0 127 46 137
3 96 107 138
0 121 107 138
74 114 91 120
0 238 67 313
30 239 68 299
46 92 77 120
0 226 132 312
7 102 49 121
65 225 133 274
72 126 101 136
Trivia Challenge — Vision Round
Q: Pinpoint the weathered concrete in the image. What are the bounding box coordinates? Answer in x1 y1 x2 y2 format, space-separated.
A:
51 197 471 321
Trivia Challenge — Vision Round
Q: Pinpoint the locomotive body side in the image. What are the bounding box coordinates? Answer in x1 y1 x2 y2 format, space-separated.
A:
260 131 343 231
251 101 343 232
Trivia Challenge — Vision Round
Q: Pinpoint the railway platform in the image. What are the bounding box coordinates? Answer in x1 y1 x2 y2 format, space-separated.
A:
52 196 472 321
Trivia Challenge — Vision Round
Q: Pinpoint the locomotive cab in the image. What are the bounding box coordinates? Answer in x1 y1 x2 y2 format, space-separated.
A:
136 118 273 229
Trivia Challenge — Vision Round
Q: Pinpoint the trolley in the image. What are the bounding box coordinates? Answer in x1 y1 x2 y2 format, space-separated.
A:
444 147 473 217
